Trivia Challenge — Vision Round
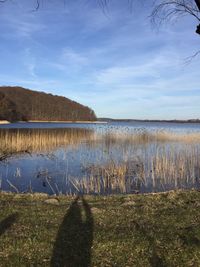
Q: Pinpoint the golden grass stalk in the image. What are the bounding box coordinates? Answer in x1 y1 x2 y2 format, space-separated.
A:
0 128 94 153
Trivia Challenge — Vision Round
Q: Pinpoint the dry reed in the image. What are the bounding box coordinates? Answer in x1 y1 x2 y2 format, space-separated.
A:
71 142 200 194
0 128 94 153
1 127 200 194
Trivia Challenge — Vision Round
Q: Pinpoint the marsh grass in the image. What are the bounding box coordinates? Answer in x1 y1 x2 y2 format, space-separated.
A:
71 130 200 194
0 128 94 154
75 144 200 194
102 129 200 144
0 127 200 194
0 128 200 154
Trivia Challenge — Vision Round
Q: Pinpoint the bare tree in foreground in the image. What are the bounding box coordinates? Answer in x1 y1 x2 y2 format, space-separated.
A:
0 0 199 60
0 0 199 33
148 0 200 62
150 0 200 35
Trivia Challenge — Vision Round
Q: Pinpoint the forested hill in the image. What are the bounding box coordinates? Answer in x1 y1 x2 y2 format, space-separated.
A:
0 86 96 122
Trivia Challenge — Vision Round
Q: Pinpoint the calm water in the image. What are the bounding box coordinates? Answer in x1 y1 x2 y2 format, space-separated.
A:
0 121 200 195
1 121 200 132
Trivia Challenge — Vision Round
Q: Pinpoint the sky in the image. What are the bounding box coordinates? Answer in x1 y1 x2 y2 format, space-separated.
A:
0 0 199 120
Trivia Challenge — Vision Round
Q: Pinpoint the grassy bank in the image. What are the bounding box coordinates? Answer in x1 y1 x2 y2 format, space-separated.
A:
0 190 200 266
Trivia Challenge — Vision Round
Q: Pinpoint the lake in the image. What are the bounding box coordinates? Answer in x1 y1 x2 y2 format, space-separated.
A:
0 121 200 195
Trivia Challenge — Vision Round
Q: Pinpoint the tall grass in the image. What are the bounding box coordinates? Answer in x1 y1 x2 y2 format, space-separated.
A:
101 130 200 144
0 128 94 153
71 144 200 194
0 127 200 194
70 130 200 194
1 128 199 153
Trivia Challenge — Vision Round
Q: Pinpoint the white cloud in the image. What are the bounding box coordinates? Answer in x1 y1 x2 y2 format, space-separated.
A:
0 0 199 120
94 50 180 85
1 11 46 39
62 48 88 65
23 48 37 78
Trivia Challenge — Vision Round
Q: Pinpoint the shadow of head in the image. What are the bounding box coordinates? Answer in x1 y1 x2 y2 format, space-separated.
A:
51 196 94 267
0 213 19 236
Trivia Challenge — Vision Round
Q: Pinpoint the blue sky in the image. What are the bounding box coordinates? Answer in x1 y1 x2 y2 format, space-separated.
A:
0 0 199 119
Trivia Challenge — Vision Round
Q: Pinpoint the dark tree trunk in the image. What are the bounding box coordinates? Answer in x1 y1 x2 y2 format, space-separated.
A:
194 1 200 34
194 0 200 11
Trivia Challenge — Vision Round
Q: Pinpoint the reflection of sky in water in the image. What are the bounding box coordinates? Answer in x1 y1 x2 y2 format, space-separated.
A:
0 142 117 194
0 122 200 194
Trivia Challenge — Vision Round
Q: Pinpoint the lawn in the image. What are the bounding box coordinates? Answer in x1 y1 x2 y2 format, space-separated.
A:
0 190 200 267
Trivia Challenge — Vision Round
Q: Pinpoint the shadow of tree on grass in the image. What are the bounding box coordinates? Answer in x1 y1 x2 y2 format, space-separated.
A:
51 196 93 267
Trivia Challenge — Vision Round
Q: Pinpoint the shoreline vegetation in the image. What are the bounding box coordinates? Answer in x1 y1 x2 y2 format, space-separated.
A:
0 120 107 124
98 118 200 123
0 190 200 266
0 128 200 194
1 119 200 124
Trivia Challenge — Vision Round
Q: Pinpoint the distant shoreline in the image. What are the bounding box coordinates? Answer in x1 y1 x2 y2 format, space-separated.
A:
28 120 107 124
0 120 107 124
0 119 200 125
98 118 200 124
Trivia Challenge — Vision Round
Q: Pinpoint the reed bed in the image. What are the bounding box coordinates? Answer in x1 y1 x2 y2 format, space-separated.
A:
100 130 200 145
1 127 200 194
0 128 200 154
71 143 200 194
0 128 94 153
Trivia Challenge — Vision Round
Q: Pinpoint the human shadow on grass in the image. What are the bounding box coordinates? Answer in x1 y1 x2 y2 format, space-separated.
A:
0 213 18 236
51 196 94 267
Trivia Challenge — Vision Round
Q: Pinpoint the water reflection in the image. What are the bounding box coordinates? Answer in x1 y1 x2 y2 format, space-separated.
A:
0 125 200 194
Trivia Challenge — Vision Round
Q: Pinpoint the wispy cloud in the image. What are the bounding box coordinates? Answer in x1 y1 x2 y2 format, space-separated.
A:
0 0 199 119
62 48 88 65
23 48 37 78
0 11 46 39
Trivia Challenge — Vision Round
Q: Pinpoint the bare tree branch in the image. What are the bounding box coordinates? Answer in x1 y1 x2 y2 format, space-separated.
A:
0 0 199 59
184 49 200 63
151 0 200 27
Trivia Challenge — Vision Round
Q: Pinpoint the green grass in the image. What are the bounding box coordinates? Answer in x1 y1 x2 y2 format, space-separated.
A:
0 190 200 266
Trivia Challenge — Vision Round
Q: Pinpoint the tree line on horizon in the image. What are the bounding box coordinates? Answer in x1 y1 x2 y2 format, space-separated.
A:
0 86 96 122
